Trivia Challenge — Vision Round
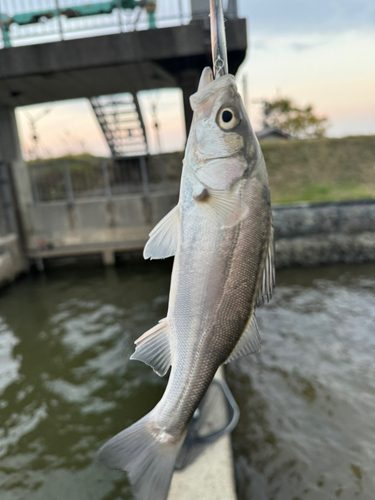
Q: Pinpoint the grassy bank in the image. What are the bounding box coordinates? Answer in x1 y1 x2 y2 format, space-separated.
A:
157 135 375 204
261 135 375 204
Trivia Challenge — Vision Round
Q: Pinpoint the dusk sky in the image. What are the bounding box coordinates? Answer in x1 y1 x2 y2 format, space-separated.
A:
15 0 375 158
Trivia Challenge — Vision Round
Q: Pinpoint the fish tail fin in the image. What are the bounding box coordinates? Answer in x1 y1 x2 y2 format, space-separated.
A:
96 412 184 500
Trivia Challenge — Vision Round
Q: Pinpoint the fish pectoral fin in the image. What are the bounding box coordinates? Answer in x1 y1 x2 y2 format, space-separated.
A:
225 315 261 364
194 188 248 228
130 318 171 376
143 205 180 260
257 222 276 306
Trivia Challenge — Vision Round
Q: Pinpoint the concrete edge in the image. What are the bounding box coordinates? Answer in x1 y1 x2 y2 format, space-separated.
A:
168 368 237 500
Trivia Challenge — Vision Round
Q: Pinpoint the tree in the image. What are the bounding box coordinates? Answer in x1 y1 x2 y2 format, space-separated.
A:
262 98 328 139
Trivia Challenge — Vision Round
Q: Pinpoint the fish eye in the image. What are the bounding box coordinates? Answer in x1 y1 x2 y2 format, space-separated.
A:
217 107 240 130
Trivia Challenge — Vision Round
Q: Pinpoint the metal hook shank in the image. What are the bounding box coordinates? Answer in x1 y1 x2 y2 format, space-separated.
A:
210 0 228 78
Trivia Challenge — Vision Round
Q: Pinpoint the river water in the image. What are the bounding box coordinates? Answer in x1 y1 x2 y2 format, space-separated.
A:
0 262 374 499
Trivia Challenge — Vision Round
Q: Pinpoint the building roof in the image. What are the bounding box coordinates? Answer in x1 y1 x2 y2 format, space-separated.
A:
255 126 292 140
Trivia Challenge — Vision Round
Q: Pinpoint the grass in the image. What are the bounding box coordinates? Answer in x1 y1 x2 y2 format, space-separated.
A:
261 135 375 204
157 135 375 204
270 181 375 204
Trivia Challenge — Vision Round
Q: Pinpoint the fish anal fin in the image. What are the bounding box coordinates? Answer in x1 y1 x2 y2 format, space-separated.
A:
130 319 171 377
143 205 180 260
225 315 261 364
257 223 276 306
195 188 248 228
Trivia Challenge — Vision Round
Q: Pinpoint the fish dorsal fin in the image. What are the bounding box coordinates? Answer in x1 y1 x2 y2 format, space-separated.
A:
143 205 180 260
257 223 275 306
194 188 248 228
130 319 171 377
225 315 261 364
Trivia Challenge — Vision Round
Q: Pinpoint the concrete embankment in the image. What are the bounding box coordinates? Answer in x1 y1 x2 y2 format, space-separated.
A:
26 197 375 269
274 199 375 268
0 234 26 288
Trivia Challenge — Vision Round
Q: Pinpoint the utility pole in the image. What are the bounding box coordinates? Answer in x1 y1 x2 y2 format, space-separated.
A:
23 108 51 160
149 92 162 154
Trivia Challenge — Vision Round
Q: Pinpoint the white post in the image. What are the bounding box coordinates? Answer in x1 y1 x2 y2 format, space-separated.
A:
54 0 64 40
116 0 123 33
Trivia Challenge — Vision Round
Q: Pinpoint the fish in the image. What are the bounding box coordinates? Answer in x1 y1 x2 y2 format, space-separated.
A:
96 67 275 500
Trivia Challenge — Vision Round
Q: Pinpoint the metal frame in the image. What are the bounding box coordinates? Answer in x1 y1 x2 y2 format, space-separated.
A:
28 156 168 203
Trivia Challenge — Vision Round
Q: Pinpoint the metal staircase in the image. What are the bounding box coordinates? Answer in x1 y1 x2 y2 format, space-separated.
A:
90 93 148 158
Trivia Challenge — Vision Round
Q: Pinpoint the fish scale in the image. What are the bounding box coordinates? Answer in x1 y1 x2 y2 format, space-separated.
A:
97 68 275 500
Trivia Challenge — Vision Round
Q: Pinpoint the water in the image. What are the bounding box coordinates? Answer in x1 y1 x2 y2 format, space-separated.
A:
226 264 375 500
0 262 374 499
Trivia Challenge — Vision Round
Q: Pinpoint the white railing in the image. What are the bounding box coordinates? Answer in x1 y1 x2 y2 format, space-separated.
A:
0 0 196 48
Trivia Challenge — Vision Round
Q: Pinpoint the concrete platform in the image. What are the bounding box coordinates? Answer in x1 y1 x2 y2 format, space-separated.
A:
169 369 237 500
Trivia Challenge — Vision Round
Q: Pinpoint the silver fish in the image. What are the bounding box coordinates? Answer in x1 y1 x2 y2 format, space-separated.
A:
97 67 275 500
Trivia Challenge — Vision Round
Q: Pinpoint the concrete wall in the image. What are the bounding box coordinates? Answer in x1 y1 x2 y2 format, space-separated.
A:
0 107 33 239
26 193 375 269
27 190 179 251
0 234 26 287
274 199 375 267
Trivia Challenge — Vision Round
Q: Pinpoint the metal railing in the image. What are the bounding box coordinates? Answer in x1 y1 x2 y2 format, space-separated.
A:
0 0 191 48
0 1 238 49
28 156 170 203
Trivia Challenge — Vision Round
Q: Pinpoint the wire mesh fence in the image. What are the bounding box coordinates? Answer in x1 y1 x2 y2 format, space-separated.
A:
29 156 169 202
0 0 195 48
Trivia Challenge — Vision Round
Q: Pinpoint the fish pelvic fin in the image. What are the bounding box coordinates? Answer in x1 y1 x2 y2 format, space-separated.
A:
96 411 185 500
143 205 180 260
225 315 261 364
130 319 171 377
194 187 248 228
257 222 276 306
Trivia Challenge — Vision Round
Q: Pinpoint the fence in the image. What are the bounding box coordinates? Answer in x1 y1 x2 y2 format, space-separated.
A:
0 0 190 48
29 156 169 202
0 1 239 49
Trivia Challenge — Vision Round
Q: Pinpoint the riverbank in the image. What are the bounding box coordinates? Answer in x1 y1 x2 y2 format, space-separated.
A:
157 134 375 204
273 198 375 267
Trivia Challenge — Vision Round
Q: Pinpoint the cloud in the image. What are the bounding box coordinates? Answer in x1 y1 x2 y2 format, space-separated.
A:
239 0 375 35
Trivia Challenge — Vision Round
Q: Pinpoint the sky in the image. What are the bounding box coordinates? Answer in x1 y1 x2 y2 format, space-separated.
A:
14 0 375 159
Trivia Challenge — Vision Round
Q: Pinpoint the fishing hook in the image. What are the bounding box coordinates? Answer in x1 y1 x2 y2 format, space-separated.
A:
209 0 228 79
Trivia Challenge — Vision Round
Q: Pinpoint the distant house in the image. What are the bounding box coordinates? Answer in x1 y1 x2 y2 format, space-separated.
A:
255 126 291 141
